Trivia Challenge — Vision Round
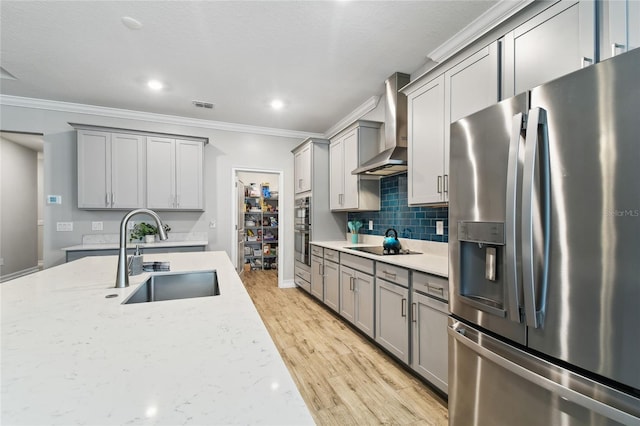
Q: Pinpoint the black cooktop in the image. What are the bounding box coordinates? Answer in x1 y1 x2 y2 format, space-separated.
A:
346 246 422 256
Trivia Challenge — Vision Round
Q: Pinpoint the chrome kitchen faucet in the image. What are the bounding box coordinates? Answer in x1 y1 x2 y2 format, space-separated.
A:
115 208 168 288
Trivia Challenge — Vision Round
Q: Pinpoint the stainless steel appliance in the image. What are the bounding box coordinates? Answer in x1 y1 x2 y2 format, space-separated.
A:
449 49 640 425
294 196 311 266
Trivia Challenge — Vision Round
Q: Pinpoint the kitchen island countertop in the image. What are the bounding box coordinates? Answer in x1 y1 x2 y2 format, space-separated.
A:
0 251 313 425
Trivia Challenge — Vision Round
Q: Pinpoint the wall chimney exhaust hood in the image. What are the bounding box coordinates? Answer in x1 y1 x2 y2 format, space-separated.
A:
352 72 410 176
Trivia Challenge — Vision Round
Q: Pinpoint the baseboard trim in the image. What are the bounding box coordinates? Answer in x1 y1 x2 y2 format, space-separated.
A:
1 266 40 283
280 279 297 289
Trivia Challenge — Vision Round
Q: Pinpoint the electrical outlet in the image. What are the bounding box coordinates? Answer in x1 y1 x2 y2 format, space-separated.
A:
210 220 217 228
436 221 444 235
368 220 374 231
56 222 73 232
91 221 103 231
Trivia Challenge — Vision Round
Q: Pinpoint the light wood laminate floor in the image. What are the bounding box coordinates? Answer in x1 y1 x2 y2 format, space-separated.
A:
242 270 449 425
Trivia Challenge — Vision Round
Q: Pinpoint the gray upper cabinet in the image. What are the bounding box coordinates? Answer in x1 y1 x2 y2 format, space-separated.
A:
600 0 640 61
77 130 144 209
74 124 207 211
329 121 381 211
406 74 446 205
406 40 499 205
293 143 312 194
147 137 204 211
503 1 596 97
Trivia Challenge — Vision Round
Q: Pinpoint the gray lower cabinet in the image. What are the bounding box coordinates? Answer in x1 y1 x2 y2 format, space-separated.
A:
323 259 340 312
376 278 410 363
339 265 374 338
411 291 449 394
310 254 324 301
294 261 311 293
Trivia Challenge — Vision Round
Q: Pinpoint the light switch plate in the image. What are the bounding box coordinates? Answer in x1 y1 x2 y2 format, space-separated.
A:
56 222 73 232
91 221 103 231
436 221 444 235
368 220 374 231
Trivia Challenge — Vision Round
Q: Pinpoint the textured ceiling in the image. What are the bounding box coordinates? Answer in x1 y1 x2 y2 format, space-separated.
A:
0 1 497 134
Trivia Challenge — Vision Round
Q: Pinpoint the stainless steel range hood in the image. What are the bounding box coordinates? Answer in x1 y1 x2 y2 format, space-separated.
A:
352 72 410 176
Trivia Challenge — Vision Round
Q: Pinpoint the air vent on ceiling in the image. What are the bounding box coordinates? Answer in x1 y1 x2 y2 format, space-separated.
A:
192 100 215 109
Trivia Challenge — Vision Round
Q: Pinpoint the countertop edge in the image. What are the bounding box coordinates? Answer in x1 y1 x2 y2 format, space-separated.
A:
311 240 449 278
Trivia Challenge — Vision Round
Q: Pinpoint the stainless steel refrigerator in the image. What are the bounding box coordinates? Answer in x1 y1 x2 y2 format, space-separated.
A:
448 48 640 425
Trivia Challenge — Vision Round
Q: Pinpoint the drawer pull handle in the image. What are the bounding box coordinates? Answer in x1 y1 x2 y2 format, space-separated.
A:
427 284 445 294
383 270 397 278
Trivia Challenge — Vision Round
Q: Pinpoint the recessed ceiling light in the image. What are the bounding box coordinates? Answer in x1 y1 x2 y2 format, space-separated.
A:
270 99 285 110
147 80 164 91
122 16 143 30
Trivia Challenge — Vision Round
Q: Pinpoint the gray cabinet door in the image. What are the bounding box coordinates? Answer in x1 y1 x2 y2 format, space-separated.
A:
407 74 446 205
411 291 449 394
354 271 374 338
504 1 596 97
310 255 324 301
77 130 111 209
600 0 640 61
329 140 344 210
324 260 340 312
111 133 145 209
339 265 356 322
375 278 409 363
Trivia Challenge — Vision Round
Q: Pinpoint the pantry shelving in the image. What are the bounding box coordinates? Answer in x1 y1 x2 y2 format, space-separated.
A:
244 184 278 270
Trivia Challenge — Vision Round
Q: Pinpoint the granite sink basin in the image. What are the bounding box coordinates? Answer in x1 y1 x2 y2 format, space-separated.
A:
123 270 220 304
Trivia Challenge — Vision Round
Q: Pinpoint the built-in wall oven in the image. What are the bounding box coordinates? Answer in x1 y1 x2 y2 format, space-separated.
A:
294 196 311 266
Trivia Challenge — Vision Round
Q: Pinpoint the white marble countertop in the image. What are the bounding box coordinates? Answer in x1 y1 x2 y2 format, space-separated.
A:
311 238 449 278
0 251 313 425
61 240 208 252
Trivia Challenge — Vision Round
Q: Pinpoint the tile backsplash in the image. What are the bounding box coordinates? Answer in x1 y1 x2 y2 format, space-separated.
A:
347 173 449 242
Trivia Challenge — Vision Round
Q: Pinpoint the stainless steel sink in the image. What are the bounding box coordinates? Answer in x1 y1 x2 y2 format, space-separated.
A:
123 270 220 304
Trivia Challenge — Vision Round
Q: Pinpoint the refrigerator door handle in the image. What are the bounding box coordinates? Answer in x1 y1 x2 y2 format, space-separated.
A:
448 321 640 425
522 107 551 329
505 112 525 322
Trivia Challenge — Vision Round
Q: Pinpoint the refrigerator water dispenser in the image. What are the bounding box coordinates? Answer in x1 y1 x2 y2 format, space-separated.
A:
457 221 507 318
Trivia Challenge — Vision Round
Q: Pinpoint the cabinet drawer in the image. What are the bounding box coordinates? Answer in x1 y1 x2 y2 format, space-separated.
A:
376 263 409 288
311 245 324 257
323 248 340 262
341 253 374 275
295 265 311 283
413 271 449 301
295 275 311 293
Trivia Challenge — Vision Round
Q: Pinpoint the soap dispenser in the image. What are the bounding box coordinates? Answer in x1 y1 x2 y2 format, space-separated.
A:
129 245 143 276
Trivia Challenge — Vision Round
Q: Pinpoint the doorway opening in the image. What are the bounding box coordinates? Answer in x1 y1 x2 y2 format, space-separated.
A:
231 168 283 287
0 130 44 282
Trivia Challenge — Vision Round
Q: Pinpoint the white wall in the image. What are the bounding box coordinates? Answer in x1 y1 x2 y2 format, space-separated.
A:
0 104 303 282
0 136 38 277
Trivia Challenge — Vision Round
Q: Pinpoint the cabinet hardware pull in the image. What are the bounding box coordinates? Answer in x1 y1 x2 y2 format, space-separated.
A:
176 195 180 208
427 284 445 295
611 43 625 57
581 57 593 68
111 192 115 206
105 192 110 207
437 175 442 194
443 174 449 193
350 276 355 291
412 303 417 322
401 298 407 317
383 270 397 278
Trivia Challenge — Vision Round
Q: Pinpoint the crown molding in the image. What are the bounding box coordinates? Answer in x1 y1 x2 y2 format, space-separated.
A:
0 95 323 140
323 95 381 139
428 0 534 63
